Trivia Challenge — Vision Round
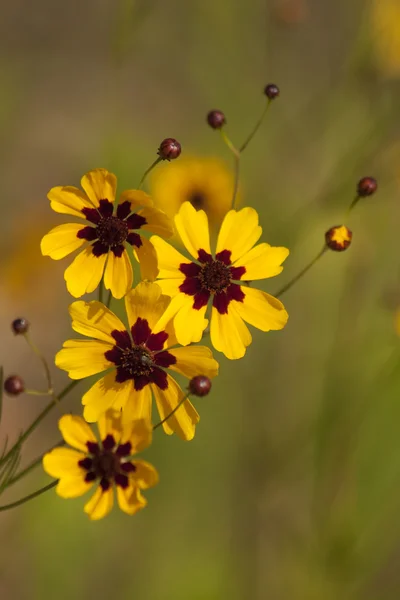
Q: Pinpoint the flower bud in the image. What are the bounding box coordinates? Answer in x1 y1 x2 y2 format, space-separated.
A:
11 318 29 335
357 176 377 197
4 375 25 396
325 225 352 252
188 375 212 397
207 110 226 130
157 138 181 161
264 83 280 99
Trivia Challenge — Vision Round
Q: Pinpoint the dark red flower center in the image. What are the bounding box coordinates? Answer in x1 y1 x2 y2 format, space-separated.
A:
189 191 207 210
198 259 231 293
77 199 148 257
104 318 177 391
78 435 137 491
96 215 129 248
179 249 247 315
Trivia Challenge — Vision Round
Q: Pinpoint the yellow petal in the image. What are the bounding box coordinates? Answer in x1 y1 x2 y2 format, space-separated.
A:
125 281 170 332
137 207 174 238
210 304 252 360
216 207 262 263
55 339 113 379
128 418 153 453
58 414 97 452
121 384 153 426
43 447 85 479
168 346 219 380
69 300 127 344
40 223 87 260
117 484 147 515
155 293 208 344
64 247 107 298
97 409 125 444
155 278 183 297
81 169 117 207
174 201 211 258
234 243 289 280
48 185 95 217
152 375 199 440
118 189 154 209
151 235 191 278
56 476 94 498
84 486 114 520
234 287 289 331
134 237 159 281
133 459 159 489
82 374 131 423
103 249 133 299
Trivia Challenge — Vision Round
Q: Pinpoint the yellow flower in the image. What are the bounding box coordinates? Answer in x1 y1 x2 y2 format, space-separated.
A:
150 156 236 226
43 411 158 520
151 202 289 360
56 281 219 440
41 168 173 299
370 0 400 78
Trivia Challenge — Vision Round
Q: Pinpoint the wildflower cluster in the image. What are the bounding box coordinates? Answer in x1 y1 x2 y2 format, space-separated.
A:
0 86 378 520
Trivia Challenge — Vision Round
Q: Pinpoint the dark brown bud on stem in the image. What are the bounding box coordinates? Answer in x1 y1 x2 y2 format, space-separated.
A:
11 318 29 335
189 375 212 397
264 83 280 100
157 138 181 161
207 110 226 130
357 177 377 197
4 375 25 396
325 225 352 252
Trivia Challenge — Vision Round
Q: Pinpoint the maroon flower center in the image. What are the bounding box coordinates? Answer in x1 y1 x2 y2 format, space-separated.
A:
189 191 206 210
79 435 136 491
96 215 129 248
119 345 154 377
198 259 231 293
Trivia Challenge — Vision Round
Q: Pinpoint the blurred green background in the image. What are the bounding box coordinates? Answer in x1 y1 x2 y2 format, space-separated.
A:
1 0 400 598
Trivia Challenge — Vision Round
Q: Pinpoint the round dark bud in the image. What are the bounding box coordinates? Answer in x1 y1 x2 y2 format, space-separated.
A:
11 318 29 335
357 176 377 197
207 110 226 130
264 83 280 100
4 375 25 396
189 375 212 397
157 138 181 161
325 225 352 252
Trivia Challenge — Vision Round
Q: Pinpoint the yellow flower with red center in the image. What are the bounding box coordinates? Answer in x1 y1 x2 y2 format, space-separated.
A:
150 156 237 226
43 411 158 520
41 168 173 299
56 282 219 440
151 202 289 360
325 225 352 252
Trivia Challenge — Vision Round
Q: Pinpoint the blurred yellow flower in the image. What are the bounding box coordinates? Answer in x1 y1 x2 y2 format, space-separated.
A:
150 156 237 227
43 411 158 520
370 0 400 78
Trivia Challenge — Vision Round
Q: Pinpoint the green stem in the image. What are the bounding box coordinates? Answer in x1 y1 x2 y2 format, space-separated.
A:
239 101 270 153
0 480 57 512
347 194 360 214
24 333 53 394
153 392 191 430
138 157 162 189
7 440 65 487
98 282 104 304
275 246 327 298
220 130 241 210
106 289 112 310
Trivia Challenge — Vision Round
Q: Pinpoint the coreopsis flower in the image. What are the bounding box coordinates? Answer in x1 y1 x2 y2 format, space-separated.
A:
41 168 173 299
151 202 289 360
150 156 237 226
43 412 158 520
56 281 219 440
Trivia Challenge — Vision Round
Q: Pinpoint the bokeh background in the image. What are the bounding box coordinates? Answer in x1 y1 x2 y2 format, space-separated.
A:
0 0 400 598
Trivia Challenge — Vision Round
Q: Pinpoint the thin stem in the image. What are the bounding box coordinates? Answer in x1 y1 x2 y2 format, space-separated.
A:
7 439 65 487
98 282 104 304
25 389 53 397
138 157 162 189
106 289 112 310
0 380 79 468
347 194 360 214
0 480 57 512
220 130 241 210
239 101 270 153
24 333 53 394
153 392 191 430
275 246 327 298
